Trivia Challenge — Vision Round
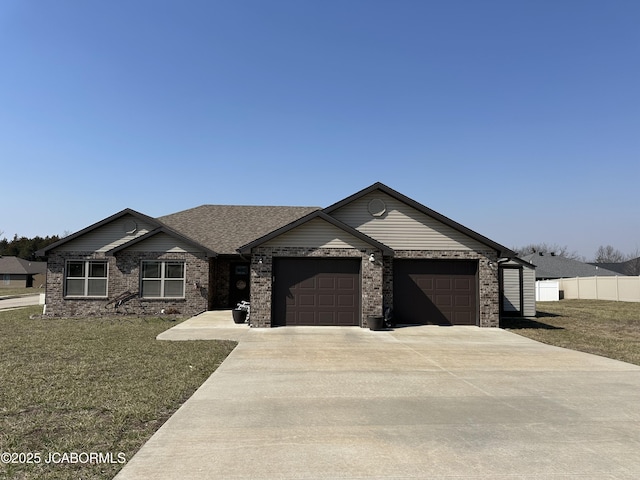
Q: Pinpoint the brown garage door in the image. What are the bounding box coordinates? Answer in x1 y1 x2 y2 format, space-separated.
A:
393 259 478 325
273 258 360 326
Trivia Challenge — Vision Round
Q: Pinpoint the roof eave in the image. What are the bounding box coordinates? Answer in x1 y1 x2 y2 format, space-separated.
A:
36 208 163 256
238 211 394 256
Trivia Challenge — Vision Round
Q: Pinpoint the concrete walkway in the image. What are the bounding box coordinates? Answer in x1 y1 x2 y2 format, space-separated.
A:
0 294 41 311
116 312 640 479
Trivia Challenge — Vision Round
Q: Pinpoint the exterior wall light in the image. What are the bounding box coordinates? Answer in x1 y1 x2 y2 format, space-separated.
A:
369 253 375 263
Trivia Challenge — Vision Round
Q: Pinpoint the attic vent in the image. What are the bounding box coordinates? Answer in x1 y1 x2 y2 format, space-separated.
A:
367 198 386 217
123 220 138 234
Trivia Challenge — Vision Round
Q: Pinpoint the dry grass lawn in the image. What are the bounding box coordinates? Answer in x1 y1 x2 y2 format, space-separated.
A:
2 299 638 478
0 306 236 480
502 299 640 366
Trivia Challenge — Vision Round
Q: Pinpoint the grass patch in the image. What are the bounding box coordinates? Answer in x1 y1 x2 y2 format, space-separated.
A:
502 300 640 366
0 306 236 479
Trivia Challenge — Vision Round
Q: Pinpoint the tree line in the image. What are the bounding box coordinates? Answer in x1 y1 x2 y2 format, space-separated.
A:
512 242 638 263
0 233 61 260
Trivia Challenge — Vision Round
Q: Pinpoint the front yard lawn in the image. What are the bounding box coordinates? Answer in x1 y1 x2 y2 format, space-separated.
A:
502 299 640 366
0 306 236 480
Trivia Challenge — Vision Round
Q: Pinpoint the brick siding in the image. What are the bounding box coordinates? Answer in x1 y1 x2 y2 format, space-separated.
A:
44 251 208 317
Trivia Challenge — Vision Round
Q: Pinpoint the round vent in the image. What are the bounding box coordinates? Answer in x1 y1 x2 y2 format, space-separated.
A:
123 219 138 234
367 198 386 217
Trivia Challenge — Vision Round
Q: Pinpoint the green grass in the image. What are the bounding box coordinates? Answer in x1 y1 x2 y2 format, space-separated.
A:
502 299 640 366
0 306 236 480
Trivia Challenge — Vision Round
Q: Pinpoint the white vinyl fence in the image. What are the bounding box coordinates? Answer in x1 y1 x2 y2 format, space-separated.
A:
535 280 559 301
539 276 640 302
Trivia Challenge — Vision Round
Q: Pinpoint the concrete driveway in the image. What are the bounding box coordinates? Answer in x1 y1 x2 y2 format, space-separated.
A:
115 312 640 479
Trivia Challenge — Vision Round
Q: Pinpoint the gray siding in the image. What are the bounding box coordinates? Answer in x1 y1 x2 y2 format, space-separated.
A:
55 214 156 253
120 232 200 253
263 218 371 249
500 259 536 317
502 268 521 313
331 191 487 251
522 264 536 316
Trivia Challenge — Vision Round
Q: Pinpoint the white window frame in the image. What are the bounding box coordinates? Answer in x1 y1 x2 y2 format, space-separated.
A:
64 260 108 298
140 260 186 299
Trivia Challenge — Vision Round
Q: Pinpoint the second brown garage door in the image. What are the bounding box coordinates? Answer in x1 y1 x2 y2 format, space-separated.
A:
393 259 478 325
272 258 361 326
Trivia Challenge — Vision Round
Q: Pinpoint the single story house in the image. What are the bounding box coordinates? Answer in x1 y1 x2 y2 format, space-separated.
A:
37 182 528 327
521 252 623 280
0 256 46 289
591 257 640 276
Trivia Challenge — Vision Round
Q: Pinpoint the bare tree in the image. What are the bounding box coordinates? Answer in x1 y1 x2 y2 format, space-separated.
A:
594 245 627 263
624 248 640 275
512 243 584 261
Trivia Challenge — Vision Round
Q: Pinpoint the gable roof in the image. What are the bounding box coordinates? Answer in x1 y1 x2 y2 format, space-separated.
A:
106 226 218 257
35 183 519 259
324 182 516 258
521 252 622 279
237 210 395 255
35 208 164 256
159 205 320 256
0 256 46 275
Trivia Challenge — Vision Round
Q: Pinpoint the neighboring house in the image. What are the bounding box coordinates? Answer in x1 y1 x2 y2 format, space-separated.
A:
0 256 46 288
37 182 521 327
521 252 622 280
591 258 640 276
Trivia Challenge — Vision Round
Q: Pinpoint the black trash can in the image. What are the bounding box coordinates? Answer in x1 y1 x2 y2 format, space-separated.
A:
232 309 248 324
368 315 385 331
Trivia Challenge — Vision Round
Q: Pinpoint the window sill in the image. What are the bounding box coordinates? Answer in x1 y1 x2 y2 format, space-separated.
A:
140 297 186 301
64 296 108 300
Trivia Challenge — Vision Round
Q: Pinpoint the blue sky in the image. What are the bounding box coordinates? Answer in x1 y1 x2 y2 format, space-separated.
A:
1 0 638 260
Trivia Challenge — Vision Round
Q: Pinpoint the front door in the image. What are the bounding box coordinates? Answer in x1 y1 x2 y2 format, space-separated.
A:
229 263 250 307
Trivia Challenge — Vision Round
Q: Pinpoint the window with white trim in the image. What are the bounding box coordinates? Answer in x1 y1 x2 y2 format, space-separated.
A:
141 261 185 298
65 260 108 297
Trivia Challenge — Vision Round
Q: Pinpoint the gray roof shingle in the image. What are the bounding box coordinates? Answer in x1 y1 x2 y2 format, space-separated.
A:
521 253 623 279
159 205 320 255
590 258 640 276
0 256 47 275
